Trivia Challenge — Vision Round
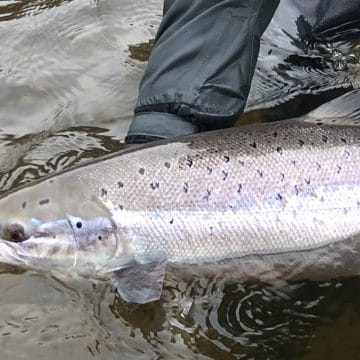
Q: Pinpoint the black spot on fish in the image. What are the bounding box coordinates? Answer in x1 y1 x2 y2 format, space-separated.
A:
224 155 230 163
183 182 189 193
316 162 321 171
22 201 26 209
273 132 278 138
186 157 193 167
268 49 272 55
207 166 213 175
292 160 296 166
39 199 49 205
344 150 351 158
280 173 285 182
305 178 311 185
239 160 245 166
237 184 242 193
98 235 102 241
139 168 145 175
222 171 228 181
250 142 257 149
203 189 211 201
276 193 283 201
341 138 347 144
101 188 107 197
337 165 342 174
294 185 300 196
76 222 82 229
276 146 282 154
207 148 218 154
299 139 305 147
118 181 124 188
150 182 159 190
257 170 263 178
164 162 170 169
322 135 328 143
118 204 124 210
317 122 324 126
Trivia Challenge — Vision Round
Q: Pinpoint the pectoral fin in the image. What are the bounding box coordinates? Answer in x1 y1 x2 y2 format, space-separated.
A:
111 258 167 304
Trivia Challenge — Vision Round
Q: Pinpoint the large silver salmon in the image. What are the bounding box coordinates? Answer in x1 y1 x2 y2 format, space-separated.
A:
0 91 360 303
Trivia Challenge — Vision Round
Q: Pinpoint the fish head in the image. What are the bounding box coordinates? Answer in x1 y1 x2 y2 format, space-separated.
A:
0 216 77 271
0 215 120 276
0 174 122 276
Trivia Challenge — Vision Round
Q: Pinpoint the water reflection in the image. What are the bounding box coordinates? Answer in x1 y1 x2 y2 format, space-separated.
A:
0 126 124 195
107 277 360 359
0 0 162 194
0 0 74 21
0 0 161 148
244 2 360 116
128 39 155 62
0 271 359 359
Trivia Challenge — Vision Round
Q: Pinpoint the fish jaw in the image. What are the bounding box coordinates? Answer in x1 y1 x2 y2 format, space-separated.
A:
0 218 78 273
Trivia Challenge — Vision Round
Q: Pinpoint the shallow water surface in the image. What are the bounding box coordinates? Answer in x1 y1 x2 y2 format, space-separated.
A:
0 1 359 359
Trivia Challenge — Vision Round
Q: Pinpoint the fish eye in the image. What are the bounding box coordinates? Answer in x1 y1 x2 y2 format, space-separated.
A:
4 224 26 243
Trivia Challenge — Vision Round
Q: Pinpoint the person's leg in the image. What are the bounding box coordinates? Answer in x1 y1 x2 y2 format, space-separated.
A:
126 0 279 144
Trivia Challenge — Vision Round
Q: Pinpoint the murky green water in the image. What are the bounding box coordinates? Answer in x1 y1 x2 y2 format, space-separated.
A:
0 1 359 359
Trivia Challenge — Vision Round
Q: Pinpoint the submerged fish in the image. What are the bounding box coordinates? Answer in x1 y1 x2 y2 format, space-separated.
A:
0 91 360 303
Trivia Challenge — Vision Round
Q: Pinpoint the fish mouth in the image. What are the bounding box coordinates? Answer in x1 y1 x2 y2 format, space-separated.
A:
0 241 26 267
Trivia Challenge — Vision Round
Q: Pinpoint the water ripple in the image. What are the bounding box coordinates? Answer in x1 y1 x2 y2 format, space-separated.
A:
0 0 162 192
102 277 360 359
245 2 359 114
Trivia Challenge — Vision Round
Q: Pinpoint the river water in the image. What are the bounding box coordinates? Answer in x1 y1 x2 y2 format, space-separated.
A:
0 1 359 359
